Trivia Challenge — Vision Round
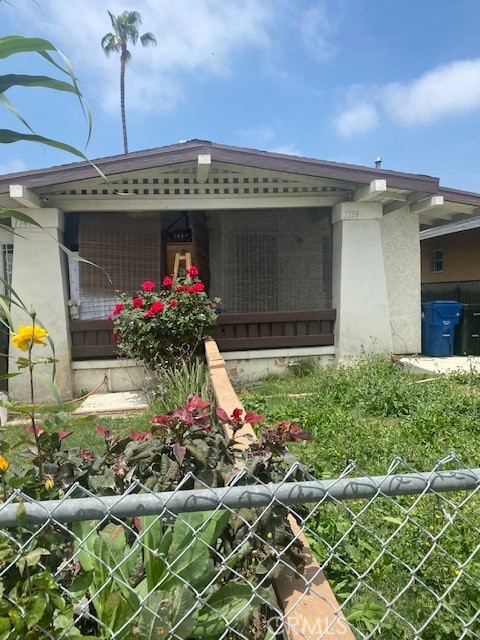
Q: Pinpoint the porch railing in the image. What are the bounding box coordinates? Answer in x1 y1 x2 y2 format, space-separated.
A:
70 320 116 360
214 309 336 351
69 310 336 360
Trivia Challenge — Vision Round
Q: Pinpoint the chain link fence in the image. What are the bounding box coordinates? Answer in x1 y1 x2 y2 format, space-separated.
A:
1 455 479 639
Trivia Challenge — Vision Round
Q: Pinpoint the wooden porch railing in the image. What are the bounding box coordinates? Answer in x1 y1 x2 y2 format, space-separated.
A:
70 320 116 360
213 310 336 351
69 310 336 360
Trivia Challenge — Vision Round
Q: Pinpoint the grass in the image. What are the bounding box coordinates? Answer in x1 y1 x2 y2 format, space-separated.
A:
242 356 480 639
242 356 480 476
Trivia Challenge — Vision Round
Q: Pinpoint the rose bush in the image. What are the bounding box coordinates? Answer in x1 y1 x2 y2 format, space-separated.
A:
110 267 220 368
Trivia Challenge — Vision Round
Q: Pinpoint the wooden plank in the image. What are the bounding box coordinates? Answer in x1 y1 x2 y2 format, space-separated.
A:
97 331 112 346
258 322 270 337
71 344 117 359
296 321 307 336
71 331 84 347
235 323 247 339
216 334 334 351
217 309 336 324
84 330 98 347
284 322 295 337
271 322 283 337
70 320 112 331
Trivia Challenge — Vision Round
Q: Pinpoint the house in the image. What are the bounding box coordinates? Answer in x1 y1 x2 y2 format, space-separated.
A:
420 214 480 303
1 140 480 401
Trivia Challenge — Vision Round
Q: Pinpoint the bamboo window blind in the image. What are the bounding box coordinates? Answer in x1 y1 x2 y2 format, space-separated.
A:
78 213 163 319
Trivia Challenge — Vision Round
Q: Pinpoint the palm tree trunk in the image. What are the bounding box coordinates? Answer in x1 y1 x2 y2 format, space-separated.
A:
120 55 128 154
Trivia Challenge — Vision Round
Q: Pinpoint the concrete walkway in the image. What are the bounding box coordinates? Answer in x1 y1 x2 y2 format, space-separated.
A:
400 356 480 375
72 390 149 416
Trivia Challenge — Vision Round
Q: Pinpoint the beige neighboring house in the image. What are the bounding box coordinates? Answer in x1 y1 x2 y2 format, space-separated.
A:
421 215 480 303
0 140 479 401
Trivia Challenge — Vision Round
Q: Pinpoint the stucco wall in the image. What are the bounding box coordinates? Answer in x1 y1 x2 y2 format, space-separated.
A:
421 228 480 282
332 202 393 358
381 207 421 354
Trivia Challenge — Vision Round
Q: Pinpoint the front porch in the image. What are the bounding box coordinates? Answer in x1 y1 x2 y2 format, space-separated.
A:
69 309 336 360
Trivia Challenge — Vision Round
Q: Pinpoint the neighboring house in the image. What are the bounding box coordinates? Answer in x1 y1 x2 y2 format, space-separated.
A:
0 140 480 401
420 215 480 303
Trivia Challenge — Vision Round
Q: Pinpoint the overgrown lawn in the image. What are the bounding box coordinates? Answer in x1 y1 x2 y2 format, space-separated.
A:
243 357 480 639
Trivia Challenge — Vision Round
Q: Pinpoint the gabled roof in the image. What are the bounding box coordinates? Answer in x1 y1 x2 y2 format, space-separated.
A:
0 139 442 194
420 214 480 240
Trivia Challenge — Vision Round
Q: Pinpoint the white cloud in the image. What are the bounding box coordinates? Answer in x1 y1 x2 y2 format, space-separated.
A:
268 144 304 156
382 58 480 125
10 0 273 115
0 159 27 175
236 125 302 156
333 103 379 138
334 57 480 136
300 2 338 61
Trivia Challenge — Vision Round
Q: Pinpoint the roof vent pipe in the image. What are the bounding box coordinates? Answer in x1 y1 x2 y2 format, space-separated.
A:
375 156 382 169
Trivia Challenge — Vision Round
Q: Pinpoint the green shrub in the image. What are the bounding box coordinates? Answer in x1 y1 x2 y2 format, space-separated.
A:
111 268 220 368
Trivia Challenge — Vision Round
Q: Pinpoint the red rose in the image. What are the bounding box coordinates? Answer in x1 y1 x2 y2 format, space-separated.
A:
149 301 164 314
112 332 118 342
141 280 155 291
163 276 173 288
192 282 205 293
176 285 188 293
113 303 124 315
145 310 154 318
169 300 178 308
132 297 143 308
186 266 199 277
107 315 113 321
187 286 195 295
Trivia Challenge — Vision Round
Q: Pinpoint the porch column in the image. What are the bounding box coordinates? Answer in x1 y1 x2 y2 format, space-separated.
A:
332 201 393 361
9 208 73 402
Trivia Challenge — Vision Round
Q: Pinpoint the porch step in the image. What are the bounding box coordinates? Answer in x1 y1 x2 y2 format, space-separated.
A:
72 390 148 416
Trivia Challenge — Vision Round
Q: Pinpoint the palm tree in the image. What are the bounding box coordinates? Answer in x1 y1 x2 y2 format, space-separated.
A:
101 10 156 154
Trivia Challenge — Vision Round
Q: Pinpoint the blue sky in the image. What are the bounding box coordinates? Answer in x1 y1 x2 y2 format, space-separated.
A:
3 0 480 192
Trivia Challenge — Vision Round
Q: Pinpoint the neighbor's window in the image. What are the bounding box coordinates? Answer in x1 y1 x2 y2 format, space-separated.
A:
432 248 443 272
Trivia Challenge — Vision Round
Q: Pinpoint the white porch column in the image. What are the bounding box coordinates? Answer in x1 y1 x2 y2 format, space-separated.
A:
332 201 393 361
9 208 73 402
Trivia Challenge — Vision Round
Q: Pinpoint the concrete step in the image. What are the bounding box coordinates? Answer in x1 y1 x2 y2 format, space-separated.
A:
72 390 149 416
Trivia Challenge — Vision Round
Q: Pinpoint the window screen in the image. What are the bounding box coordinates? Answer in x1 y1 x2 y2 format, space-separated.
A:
78 213 162 319
2 244 13 295
218 208 332 313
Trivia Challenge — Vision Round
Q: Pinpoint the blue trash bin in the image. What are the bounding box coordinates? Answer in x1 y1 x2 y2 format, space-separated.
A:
421 300 463 357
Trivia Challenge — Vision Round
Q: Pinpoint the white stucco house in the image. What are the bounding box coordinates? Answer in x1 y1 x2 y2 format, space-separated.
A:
1 140 479 401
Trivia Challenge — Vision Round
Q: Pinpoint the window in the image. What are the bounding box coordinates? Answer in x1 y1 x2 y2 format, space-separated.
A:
432 248 443 273
2 244 13 294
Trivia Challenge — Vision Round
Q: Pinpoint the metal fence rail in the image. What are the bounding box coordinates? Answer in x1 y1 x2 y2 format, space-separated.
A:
1 457 479 639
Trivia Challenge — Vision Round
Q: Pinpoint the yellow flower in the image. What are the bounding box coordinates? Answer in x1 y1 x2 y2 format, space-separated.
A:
44 477 54 491
11 325 49 352
454 569 461 576
0 455 8 473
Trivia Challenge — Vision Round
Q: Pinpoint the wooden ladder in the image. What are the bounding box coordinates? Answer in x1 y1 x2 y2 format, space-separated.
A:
172 251 192 283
